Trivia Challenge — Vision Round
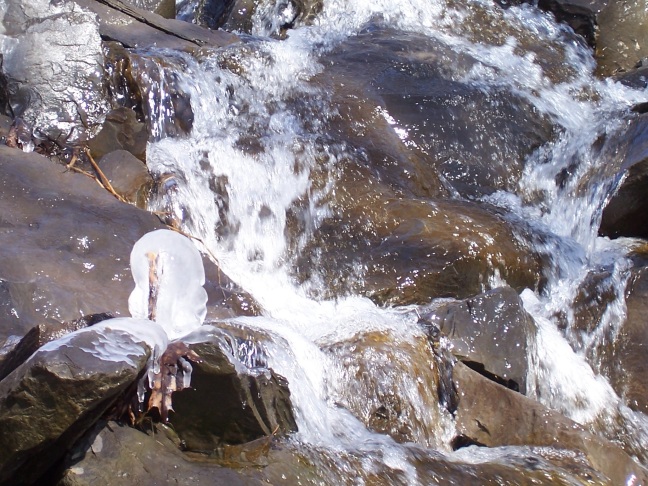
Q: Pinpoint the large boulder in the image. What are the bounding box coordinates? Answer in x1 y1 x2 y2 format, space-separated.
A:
0 0 108 141
420 286 535 394
0 145 163 341
168 325 297 450
0 326 151 485
452 361 648 485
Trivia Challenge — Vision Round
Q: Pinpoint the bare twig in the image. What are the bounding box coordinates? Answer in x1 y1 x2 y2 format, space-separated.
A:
84 147 128 203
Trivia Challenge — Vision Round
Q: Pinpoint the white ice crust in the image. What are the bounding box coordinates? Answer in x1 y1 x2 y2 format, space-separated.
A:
128 229 208 340
38 318 168 368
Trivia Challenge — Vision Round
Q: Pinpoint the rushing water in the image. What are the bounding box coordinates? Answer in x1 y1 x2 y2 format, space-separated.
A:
129 0 648 481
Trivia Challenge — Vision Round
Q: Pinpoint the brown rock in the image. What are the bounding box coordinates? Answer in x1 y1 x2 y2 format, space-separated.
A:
421 286 535 394
453 361 648 485
324 331 445 447
596 0 648 76
87 108 148 162
0 145 163 341
168 325 297 450
97 150 153 205
57 421 262 485
0 327 150 485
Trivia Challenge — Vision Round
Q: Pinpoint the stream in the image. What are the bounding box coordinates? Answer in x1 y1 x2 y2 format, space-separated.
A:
118 0 648 481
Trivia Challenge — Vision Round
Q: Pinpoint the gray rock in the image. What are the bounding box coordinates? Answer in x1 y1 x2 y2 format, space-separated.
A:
452 361 648 485
169 325 297 450
0 0 109 141
0 145 163 341
0 327 150 485
421 287 535 394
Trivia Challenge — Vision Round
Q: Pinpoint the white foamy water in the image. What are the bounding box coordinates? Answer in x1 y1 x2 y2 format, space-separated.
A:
136 0 648 478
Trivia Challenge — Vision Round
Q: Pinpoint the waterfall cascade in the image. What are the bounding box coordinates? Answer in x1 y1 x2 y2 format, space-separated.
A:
112 0 648 481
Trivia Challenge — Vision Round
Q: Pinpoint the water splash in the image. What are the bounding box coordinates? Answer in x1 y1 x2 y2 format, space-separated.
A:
138 0 648 477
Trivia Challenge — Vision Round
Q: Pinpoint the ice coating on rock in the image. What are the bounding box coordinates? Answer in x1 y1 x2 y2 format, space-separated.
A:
38 318 168 368
128 229 208 340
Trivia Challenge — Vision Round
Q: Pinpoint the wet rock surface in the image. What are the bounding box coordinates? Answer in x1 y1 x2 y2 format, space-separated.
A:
74 0 237 52
595 0 648 75
452 361 648 485
421 286 535 394
324 331 445 447
168 325 297 450
0 327 150 485
57 421 262 485
603 257 648 414
87 108 148 163
319 29 555 200
0 0 109 141
0 0 646 483
299 193 543 305
599 113 648 239
0 145 162 340
96 150 153 206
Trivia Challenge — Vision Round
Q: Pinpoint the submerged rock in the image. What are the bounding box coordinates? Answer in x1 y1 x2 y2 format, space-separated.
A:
167 325 297 450
0 326 150 485
421 286 535 394
324 330 446 447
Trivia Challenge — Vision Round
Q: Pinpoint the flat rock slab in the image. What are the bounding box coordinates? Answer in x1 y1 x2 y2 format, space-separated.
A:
74 0 237 52
0 145 162 340
0 326 150 485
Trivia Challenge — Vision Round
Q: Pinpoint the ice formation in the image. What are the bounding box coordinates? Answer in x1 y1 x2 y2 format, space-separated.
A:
128 229 208 340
